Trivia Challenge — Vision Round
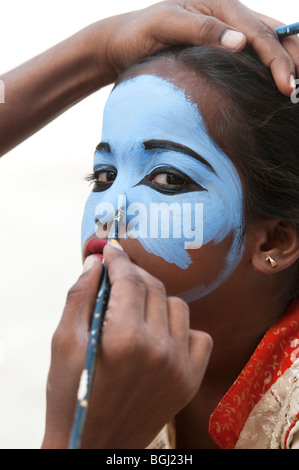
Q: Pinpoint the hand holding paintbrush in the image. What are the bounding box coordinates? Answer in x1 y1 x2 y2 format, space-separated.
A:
68 207 125 449
42 232 212 449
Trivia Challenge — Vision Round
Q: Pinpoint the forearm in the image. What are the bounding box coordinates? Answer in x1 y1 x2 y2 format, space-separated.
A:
0 20 112 156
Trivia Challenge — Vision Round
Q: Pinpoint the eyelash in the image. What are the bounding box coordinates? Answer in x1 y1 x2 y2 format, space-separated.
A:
85 166 205 194
85 167 117 192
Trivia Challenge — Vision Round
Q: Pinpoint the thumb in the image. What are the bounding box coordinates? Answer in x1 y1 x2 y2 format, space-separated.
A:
61 255 103 326
219 29 246 51
158 9 246 51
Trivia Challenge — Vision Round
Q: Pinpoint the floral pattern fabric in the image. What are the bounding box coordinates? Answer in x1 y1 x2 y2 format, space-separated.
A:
209 301 299 449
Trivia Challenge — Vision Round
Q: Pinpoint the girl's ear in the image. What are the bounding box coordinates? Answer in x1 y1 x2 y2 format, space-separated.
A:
251 220 299 274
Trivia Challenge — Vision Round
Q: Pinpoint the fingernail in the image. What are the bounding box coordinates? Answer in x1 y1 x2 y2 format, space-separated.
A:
82 255 98 272
290 74 296 92
221 30 245 50
107 239 124 251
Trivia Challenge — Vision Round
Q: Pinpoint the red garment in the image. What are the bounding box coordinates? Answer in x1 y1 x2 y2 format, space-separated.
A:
209 300 299 449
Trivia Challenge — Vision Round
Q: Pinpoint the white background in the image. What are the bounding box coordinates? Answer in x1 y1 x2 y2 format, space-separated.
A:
0 0 297 449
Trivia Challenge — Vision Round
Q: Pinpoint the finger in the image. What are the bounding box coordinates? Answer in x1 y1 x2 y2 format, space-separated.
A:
104 243 171 332
247 26 295 96
167 296 190 346
281 36 299 83
218 4 296 95
150 4 294 95
103 243 148 326
60 254 103 327
252 12 299 81
152 6 246 51
133 267 170 332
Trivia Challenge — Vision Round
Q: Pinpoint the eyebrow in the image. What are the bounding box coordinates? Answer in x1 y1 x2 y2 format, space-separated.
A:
95 140 215 174
143 139 215 173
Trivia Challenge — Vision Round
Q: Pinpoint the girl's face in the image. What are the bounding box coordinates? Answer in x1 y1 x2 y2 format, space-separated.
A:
81 75 245 303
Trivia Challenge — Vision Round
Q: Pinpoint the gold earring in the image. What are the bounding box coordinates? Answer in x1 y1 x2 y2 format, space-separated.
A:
266 255 278 268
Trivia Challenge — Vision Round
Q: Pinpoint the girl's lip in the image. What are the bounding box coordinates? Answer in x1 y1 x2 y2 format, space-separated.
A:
84 238 108 259
84 238 137 264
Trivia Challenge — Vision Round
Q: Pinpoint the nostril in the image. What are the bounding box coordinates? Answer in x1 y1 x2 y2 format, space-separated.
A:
95 216 108 229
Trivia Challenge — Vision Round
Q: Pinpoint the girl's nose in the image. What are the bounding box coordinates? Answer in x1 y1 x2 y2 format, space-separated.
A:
94 194 127 238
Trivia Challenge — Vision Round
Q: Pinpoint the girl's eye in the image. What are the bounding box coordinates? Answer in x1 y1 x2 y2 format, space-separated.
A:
85 167 117 192
151 173 187 186
140 166 206 195
97 170 116 183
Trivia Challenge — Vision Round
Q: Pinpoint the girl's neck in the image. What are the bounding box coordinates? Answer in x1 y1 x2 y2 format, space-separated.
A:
175 289 290 449
188 272 290 384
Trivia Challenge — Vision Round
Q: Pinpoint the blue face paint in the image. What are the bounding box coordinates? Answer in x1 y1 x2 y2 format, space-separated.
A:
81 75 245 302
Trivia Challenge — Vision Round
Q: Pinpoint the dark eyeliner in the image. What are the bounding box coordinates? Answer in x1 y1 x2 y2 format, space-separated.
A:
135 166 206 195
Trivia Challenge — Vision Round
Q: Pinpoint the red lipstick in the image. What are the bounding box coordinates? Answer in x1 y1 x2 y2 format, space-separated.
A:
84 238 108 261
84 237 137 265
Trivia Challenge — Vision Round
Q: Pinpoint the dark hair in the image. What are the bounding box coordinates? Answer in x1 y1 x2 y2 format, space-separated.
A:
116 45 299 298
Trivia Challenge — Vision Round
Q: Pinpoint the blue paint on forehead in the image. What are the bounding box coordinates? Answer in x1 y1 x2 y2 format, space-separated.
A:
81 75 245 302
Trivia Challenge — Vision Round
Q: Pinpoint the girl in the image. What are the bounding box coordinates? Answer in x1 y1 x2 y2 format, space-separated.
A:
64 45 299 449
1 0 298 451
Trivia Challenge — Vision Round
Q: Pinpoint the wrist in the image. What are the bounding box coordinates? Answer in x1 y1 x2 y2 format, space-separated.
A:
41 432 69 450
85 16 125 88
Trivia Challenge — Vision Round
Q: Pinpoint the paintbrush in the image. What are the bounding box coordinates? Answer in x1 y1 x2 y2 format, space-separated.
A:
68 206 124 449
275 22 299 38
